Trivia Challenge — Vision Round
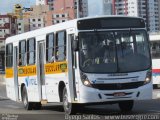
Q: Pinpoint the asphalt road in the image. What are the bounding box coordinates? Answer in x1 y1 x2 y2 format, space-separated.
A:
0 83 160 120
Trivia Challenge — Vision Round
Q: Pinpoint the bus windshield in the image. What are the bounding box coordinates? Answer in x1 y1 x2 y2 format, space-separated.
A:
79 30 151 73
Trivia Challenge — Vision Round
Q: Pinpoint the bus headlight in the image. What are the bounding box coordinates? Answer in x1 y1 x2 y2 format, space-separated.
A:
144 70 152 85
80 72 92 87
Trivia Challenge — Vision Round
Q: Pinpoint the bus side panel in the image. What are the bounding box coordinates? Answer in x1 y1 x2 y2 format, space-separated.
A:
6 78 16 101
45 73 67 102
18 76 40 102
152 59 160 85
5 68 17 101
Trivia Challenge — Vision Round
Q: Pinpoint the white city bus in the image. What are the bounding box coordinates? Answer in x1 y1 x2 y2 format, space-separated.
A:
5 16 152 114
150 34 160 88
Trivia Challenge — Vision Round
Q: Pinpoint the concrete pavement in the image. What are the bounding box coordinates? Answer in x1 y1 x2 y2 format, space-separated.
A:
0 74 5 85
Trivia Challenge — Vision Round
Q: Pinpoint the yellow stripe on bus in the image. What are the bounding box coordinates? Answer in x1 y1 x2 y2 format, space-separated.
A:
18 65 37 77
45 61 68 74
5 62 68 78
5 68 13 78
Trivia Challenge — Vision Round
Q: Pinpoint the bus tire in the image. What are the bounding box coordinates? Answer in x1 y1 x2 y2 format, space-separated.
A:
33 102 41 110
118 100 134 112
62 87 77 114
22 86 33 110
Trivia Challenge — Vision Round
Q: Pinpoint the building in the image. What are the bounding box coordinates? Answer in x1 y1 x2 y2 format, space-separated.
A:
46 9 74 26
148 0 159 32
112 0 159 33
36 0 46 5
36 0 55 10
0 15 17 73
46 0 55 11
29 17 45 30
45 0 75 26
8 4 32 33
78 0 88 18
17 19 25 34
103 0 112 15
0 15 16 46
29 5 49 31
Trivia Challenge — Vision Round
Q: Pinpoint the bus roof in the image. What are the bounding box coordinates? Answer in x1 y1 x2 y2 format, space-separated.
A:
5 15 144 44
5 19 77 44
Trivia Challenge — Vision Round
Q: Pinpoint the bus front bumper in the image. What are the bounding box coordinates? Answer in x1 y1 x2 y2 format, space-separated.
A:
78 82 152 103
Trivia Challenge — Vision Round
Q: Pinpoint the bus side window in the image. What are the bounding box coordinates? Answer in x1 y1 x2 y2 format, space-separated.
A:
55 31 66 61
27 38 36 65
6 43 13 68
19 40 26 66
46 33 54 62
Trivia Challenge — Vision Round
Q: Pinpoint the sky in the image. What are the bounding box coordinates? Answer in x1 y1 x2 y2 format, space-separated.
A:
0 0 35 14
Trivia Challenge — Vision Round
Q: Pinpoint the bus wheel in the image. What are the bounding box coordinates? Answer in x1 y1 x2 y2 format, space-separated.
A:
22 86 33 110
62 87 77 114
33 102 41 110
118 100 134 112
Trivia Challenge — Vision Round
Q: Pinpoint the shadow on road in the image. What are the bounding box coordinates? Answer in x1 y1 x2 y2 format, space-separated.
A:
40 104 147 115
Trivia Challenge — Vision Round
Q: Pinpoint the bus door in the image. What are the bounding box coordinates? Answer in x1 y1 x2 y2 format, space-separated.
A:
37 41 46 101
13 46 19 101
67 28 78 102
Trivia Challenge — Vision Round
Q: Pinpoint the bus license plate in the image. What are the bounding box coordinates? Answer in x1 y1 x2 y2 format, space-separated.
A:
114 92 126 97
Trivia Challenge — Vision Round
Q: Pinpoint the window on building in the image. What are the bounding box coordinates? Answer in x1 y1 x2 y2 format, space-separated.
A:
46 33 54 62
38 24 41 27
18 28 21 31
56 20 59 23
55 31 66 61
6 43 13 67
18 23 21 26
33 24 36 27
56 15 59 18
32 19 35 22
62 14 65 17
19 40 26 66
38 19 41 21
27 38 36 65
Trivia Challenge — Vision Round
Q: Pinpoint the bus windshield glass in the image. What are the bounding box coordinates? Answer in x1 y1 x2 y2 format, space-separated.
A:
79 30 151 73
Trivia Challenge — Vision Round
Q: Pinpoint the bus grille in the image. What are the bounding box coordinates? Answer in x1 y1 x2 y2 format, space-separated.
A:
91 81 144 90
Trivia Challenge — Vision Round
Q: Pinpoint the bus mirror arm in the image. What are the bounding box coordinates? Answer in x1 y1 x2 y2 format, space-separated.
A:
72 40 79 51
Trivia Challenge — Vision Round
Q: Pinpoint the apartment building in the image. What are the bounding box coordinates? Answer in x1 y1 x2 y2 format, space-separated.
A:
148 0 159 32
0 15 16 73
36 0 46 5
113 0 159 33
78 0 88 18
29 5 49 30
17 19 25 34
46 0 55 10
0 15 16 48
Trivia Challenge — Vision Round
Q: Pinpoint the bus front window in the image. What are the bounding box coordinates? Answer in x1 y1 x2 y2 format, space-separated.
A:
79 30 151 73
